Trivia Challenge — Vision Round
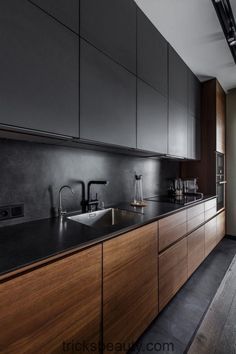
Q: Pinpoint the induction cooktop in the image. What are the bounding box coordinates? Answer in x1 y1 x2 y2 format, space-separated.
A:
145 193 204 206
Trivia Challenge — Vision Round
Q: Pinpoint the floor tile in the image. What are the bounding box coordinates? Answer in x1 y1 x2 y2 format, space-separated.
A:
129 238 236 354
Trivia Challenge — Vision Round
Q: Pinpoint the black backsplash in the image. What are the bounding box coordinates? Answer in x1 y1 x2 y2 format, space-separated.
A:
0 139 179 227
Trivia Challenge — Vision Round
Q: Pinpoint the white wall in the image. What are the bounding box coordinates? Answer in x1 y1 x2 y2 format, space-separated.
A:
226 89 236 237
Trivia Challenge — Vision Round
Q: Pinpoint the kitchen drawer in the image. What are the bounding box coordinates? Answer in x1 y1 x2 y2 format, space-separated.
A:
205 198 217 211
187 212 205 233
159 210 187 252
205 206 217 221
205 217 217 257
187 203 204 220
103 222 158 353
216 211 225 244
159 238 188 310
0 245 102 353
188 226 205 277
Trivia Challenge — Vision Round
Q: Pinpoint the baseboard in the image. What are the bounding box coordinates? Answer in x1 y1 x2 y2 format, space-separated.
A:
225 234 236 240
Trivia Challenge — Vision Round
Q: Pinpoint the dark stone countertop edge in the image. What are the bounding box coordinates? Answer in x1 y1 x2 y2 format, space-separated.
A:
0 195 217 281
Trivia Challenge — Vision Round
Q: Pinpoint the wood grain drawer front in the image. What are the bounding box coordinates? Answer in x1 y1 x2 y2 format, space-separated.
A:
0 245 102 354
188 226 205 277
205 206 217 221
205 198 217 211
159 238 188 311
187 203 204 220
217 211 225 244
205 217 217 257
103 222 158 354
187 212 205 233
159 210 187 251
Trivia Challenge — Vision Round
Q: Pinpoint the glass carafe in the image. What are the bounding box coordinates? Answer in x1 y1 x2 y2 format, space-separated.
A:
131 174 146 206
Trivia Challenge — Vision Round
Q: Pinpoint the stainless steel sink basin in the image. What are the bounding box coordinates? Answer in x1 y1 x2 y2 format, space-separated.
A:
67 208 140 228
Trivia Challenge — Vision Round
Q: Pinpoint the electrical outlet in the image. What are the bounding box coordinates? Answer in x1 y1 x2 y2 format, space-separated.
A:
0 204 24 221
0 207 10 220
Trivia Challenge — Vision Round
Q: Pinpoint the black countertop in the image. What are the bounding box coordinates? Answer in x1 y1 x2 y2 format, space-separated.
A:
0 195 216 279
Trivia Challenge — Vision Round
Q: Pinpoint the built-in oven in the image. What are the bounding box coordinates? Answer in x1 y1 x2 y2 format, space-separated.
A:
216 152 226 211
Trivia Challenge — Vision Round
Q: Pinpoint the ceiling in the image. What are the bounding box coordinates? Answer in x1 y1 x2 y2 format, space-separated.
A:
135 0 236 92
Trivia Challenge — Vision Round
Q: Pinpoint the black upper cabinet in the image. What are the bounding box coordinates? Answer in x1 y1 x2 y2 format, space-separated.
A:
30 0 79 34
168 100 188 158
0 0 79 137
187 69 201 160
80 40 136 148
80 0 136 74
137 80 168 153
137 9 168 96
169 46 188 108
188 71 201 118
168 45 189 158
187 116 201 160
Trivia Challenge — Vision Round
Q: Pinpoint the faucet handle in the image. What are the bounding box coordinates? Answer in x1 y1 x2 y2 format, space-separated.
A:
99 201 105 210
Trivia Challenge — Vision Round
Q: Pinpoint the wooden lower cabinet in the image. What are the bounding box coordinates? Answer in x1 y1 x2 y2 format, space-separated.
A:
205 199 217 221
205 217 217 257
188 226 205 277
216 211 226 244
159 238 188 311
159 210 187 251
0 245 102 354
103 222 158 354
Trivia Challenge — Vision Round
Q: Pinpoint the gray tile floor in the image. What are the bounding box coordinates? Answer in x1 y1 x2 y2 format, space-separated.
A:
129 237 236 354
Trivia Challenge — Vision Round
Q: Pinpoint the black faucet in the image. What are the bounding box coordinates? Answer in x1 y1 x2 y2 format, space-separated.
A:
78 181 87 213
87 180 109 212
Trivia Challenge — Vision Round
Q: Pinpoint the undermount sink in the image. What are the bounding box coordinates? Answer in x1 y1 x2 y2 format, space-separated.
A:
67 208 140 228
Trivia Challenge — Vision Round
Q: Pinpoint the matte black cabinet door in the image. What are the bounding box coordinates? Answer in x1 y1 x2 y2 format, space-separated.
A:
169 46 188 108
30 0 79 34
188 71 201 118
80 40 136 148
137 80 168 153
137 9 168 96
0 0 79 137
168 100 188 158
80 0 136 74
187 116 201 160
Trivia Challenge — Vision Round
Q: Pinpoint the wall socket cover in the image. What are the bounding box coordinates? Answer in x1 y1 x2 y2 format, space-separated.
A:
0 204 24 221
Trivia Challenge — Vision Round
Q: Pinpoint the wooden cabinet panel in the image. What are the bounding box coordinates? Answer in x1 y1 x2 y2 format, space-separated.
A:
137 79 168 153
159 210 187 252
159 238 188 311
205 198 217 221
188 226 205 277
103 223 158 353
187 212 205 233
216 81 226 154
205 198 216 221
205 217 217 257
80 39 136 148
205 207 217 221
205 198 217 211
80 0 136 74
30 0 79 33
217 211 225 244
0 0 79 137
187 203 205 220
137 8 168 95
0 245 102 353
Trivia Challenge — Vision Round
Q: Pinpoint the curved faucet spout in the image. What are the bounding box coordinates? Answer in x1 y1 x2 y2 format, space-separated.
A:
58 185 74 217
